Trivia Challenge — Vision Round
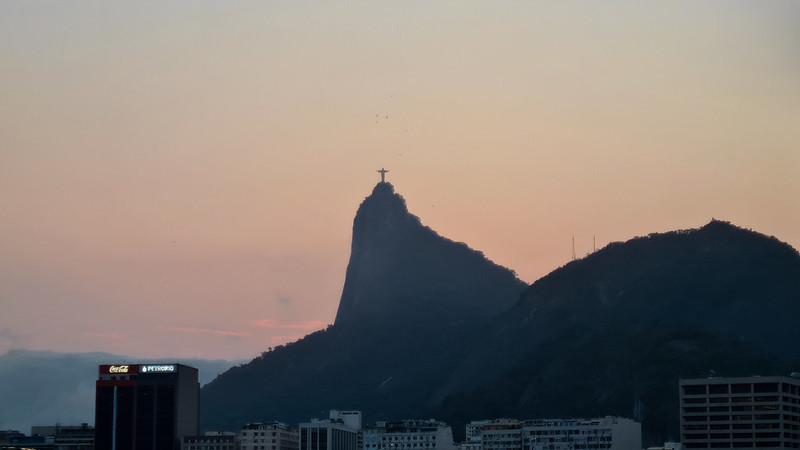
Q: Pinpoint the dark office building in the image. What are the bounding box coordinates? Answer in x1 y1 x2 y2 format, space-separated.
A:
95 364 199 450
679 375 800 449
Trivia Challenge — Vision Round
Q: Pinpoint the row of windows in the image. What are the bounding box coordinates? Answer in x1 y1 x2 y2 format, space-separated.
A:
381 436 437 441
684 423 782 431
684 441 793 448
683 414 782 422
529 437 612 443
365 444 436 448
683 383 784 396
683 432 782 440
528 444 612 450
684 405 785 413
683 397 786 406
185 446 235 450
526 430 611 436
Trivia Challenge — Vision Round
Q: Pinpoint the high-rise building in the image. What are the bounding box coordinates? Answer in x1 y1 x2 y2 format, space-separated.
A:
95 363 199 450
679 375 800 449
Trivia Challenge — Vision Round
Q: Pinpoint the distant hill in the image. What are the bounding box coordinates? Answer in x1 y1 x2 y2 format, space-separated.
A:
201 183 800 446
433 220 800 443
435 220 800 397
0 349 240 432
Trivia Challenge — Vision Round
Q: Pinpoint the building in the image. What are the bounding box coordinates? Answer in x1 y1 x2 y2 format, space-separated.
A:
95 363 199 450
240 423 299 450
0 424 94 450
32 424 95 450
679 375 800 449
0 430 26 446
182 431 238 450
1 434 54 449
299 411 362 450
645 443 682 450
465 419 521 450
332 411 363 432
1 429 51 450
522 417 641 450
363 419 455 450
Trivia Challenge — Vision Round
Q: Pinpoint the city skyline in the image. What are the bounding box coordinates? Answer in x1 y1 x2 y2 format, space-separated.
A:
2 1 798 360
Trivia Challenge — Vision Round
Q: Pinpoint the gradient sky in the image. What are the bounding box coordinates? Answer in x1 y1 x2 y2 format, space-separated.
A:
2 1 798 360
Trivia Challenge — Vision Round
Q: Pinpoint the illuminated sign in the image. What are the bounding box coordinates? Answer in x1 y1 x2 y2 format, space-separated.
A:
109 365 130 374
141 364 176 373
99 364 141 375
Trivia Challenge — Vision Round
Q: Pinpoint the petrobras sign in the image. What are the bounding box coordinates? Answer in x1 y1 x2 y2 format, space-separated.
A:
141 364 176 373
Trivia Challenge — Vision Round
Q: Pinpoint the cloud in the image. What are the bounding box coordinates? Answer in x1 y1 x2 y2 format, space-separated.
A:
161 326 251 339
276 296 292 306
0 328 29 354
0 328 29 345
250 319 328 331
82 331 125 340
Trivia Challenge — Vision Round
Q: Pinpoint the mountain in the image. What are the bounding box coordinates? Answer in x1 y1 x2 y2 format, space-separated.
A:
0 349 241 432
335 182 525 330
201 182 527 429
201 183 800 445
434 220 800 443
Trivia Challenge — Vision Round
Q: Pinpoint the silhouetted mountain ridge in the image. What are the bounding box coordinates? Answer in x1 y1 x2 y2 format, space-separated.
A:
508 219 800 360
202 185 800 446
432 220 800 443
202 182 527 429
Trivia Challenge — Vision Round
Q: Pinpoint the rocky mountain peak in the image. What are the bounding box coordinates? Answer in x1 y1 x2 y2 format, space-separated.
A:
350 182 422 248
333 182 525 328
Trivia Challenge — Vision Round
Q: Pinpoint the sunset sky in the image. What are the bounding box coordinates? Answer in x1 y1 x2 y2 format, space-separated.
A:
2 1 798 360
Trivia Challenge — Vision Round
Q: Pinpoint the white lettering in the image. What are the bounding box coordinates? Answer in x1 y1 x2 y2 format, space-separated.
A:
109 365 129 374
141 364 176 373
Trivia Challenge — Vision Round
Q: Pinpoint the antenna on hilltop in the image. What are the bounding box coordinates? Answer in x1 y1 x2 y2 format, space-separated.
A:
571 236 576 261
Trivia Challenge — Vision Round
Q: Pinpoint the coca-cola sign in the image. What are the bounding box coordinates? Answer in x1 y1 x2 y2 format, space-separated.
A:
99 364 140 375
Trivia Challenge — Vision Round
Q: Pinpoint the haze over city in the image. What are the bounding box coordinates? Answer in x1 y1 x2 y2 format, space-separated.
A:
2 1 798 361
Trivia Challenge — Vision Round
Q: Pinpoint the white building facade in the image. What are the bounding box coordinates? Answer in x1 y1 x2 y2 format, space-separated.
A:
183 431 238 450
364 419 455 450
522 417 641 450
465 419 522 450
300 411 362 450
241 422 300 450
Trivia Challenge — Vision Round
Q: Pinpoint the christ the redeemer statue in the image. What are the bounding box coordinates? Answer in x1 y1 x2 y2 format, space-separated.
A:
377 168 389 183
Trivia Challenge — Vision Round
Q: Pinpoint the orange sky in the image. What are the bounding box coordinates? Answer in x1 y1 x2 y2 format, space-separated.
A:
1 1 798 360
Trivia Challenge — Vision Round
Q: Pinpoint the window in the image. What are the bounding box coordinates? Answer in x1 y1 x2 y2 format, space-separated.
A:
753 383 778 394
684 385 707 395
710 384 729 394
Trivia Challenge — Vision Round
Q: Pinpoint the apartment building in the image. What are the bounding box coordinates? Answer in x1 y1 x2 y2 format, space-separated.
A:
363 419 455 450
522 417 641 450
679 375 800 449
